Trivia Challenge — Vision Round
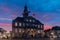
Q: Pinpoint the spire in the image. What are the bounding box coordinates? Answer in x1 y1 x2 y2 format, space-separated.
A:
23 5 30 17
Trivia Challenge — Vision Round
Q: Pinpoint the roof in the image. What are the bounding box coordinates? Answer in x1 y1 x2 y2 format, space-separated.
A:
14 17 24 22
0 28 6 32
13 16 43 24
52 26 60 30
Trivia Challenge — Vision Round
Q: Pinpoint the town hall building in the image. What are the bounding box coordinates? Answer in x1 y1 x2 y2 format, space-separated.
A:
12 5 44 38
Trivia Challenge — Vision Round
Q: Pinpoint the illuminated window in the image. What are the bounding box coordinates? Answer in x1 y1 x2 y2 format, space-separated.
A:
27 20 28 22
19 29 21 33
15 28 17 33
27 29 30 31
35 25 37 27
12 33 14 37
15 22 18 26
22 30 24 33
30 19 32 22
19 23 21 26
38 25 40 28
33 24 34 26
41 25 42 28
33 20 35 22
26 23 29 26
38 30 40 33
31 29 33 31
23 23 25 26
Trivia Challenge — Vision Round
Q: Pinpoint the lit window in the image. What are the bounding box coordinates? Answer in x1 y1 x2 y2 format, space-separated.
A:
33 24 34 26
19 29 21 33
27 20 28 22
19 23 21 26
23 23 25 26
38 30 40 33
15 28 17 33
27 29 30 31
41 25 42 28
22 30 24 33
12 33 14 37
38 25 40 28
15 22 17 26
26 23 29 26
35 25 37 27
33 20 35 22
31 29 33 31
30 19 32 22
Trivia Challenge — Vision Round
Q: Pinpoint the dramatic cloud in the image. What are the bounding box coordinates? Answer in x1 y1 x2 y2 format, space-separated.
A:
0 23 12 31
44 24 52 30
0 0 60 31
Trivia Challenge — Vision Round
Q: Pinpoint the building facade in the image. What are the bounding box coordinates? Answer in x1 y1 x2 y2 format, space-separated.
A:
12 5 44 38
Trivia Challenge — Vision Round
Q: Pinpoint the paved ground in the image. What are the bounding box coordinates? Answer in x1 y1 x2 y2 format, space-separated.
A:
1 38 60 40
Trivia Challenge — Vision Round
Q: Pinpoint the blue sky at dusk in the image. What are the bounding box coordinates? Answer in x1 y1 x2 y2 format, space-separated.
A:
0 0 60 31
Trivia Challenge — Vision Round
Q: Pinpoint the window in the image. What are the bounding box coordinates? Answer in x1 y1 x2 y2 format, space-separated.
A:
19 23 21 26
35 25 37 27
41 25 42 28
27 20 28 22
15 28 17 33
30 19 32 22
19 29 21 33
33 20 35 22
26 23 29 26
38 30 40 33
12 33 14 37
15 22 18 26
33 24 34 26
38 25 40 28
23 23 25 26
22 30 24 33
31 29 33 31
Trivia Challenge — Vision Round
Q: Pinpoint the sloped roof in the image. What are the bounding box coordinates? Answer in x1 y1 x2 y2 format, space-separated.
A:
13 16 43 24
14 17 24 22
52 26 60 30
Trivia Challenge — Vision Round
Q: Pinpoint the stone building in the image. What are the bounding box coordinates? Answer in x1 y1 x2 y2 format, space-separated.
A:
12 5 44 38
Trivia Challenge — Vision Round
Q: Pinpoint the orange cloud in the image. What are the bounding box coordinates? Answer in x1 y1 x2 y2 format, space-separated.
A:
44 24 52 30
0 23 12 27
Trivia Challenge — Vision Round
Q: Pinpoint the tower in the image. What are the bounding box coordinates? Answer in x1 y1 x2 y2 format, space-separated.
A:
23 5 30 17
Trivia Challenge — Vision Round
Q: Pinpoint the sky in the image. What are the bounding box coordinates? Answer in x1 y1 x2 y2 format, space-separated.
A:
0 0 60 31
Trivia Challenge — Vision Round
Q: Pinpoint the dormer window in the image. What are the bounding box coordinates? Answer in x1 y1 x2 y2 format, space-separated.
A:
19 23 21 26
15 22 18 26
